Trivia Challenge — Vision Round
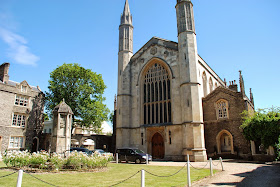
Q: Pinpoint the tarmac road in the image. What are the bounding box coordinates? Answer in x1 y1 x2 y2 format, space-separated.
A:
237 163 280 187
150 160 280 187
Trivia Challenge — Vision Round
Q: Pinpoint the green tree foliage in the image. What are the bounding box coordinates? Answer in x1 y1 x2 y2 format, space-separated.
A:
43 113 49 121
240 107 280 149
45 63 109 129
109 110 114 124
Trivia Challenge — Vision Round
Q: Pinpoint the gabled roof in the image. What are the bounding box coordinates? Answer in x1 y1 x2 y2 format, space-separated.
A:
203 86 241 101
130 37 178 62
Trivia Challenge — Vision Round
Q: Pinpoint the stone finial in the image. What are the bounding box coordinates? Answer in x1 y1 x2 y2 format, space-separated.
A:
250 88 255 107
239 70 245 98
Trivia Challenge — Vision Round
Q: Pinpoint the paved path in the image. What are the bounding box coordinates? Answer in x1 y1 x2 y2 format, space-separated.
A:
149 160 280 187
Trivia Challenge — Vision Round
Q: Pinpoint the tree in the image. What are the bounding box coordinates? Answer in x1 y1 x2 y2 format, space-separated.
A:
240 107 280 149
43 113 49 121
45 63 109 129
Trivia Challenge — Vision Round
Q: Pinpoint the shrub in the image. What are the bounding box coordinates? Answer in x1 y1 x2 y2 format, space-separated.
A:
49 153 64 170
2 150 111 171
276 136 280 161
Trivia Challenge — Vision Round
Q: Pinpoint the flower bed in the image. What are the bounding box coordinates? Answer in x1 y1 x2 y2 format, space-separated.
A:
2 150 113 171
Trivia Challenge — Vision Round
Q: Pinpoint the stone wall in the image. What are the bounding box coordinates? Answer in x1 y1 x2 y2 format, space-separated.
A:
203 87 251 158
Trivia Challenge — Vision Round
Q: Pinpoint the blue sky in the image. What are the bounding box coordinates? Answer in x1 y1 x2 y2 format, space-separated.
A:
0 0 279 114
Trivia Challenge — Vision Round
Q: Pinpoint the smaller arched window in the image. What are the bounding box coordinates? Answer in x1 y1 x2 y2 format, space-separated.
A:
202 72 207 97
216 99 229 119
215 82 218 89
209 77 213 92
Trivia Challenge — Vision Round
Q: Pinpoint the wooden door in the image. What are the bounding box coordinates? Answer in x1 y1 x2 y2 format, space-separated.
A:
152 133 164 159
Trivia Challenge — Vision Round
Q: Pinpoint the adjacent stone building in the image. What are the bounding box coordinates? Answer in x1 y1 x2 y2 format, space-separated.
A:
203 72 254 159
0 62 44 153
115 0 257 161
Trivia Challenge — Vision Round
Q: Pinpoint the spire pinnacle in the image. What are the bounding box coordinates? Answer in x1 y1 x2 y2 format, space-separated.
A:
123 0 131 15
120 0 132 25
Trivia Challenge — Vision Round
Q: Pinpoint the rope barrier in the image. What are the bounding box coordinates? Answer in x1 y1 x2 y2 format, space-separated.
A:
23 170 59 187
0 171 17 178
212 161 220 167
110 170 141 187
144 162 187 177
189 161 209 170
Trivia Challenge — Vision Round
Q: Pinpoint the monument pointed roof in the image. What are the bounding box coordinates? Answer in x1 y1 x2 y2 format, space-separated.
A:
53 99 73 114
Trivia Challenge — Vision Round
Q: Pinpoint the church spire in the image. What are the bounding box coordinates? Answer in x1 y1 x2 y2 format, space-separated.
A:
121 0 132 25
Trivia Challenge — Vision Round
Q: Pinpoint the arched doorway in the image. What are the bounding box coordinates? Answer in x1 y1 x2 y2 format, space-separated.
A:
32 137 39 152
216 130 234 154
152 132 164 159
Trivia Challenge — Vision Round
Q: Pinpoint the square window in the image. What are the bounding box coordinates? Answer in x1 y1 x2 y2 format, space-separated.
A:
9 137 24 148
15 95 29 107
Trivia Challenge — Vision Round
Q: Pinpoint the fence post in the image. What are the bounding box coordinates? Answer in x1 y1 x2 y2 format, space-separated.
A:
141 169 145 187
219 157 224 171
16 170 23 187
116 153 118 164
209 158 213 177
187 154 191 187
146 154 148 165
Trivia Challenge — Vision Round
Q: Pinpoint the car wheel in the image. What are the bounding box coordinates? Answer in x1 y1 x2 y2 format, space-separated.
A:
135 158 141 164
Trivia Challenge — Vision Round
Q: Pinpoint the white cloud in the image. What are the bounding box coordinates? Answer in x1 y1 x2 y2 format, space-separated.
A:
0 27 39 66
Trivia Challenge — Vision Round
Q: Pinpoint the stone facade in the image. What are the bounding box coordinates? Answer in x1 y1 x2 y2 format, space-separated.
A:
115 0 256 161
203 80 254 159
0 62 44 153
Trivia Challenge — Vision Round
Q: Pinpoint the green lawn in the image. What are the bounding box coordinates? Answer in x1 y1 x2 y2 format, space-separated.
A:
0 162 216 187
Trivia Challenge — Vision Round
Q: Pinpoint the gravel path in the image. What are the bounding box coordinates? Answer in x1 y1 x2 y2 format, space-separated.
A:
149 160 280 187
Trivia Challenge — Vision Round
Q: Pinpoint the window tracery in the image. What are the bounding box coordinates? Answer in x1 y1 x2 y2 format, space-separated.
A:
143 63 171 125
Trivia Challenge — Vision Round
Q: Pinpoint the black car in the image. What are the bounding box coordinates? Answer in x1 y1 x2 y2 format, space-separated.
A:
70 147 93 155
116 148 152 164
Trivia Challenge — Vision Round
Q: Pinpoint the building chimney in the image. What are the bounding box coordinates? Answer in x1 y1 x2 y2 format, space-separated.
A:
228 80 238 92
0 63 10 84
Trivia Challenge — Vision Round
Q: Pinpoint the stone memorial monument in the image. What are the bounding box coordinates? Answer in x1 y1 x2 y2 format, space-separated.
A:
51 99 73 156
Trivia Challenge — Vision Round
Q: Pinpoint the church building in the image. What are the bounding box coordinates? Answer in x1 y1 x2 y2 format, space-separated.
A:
116 0 255 161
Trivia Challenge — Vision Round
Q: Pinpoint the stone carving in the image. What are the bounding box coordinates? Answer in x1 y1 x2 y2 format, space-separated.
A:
150 47 157 55
164 51 169 58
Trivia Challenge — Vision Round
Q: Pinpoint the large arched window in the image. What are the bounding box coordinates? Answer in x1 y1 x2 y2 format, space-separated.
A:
143 63 171 125
209 77 213 92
